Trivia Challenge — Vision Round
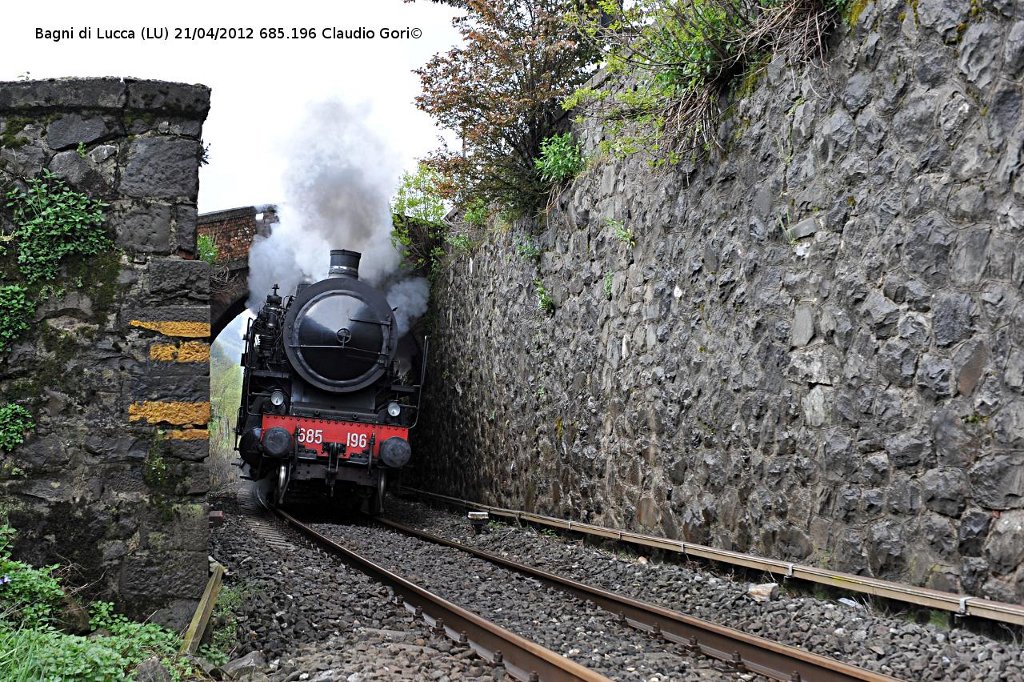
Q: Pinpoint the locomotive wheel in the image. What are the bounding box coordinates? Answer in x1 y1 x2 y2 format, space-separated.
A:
368 471 386 515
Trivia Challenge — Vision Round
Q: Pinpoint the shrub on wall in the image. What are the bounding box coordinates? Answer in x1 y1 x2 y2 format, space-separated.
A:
414 0 599 214
392 162 448 225
197 234 219 265
566 0 848 159
535 132 586 185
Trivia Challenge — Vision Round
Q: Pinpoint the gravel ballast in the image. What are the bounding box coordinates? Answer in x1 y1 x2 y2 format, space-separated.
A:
382 496 1024 682
309 518 749 681
210 492 504 681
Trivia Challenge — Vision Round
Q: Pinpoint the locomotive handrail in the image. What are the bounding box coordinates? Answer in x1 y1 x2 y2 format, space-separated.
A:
283 343 386 353
411 336 429 428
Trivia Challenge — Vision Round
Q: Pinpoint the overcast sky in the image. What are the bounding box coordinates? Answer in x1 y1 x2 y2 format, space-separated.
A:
0 0 463 213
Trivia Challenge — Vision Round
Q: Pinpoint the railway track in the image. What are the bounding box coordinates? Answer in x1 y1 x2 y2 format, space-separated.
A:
247 482 607 681
274 493 905 679
276 506 609 682
367 515 899 682
402 488 1024 628
263 487 897 682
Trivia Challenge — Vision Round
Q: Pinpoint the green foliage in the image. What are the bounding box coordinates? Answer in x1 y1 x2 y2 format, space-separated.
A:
0 285 34 353
75 142 87 159
0 625 131 682
415 0 599 214
391 214 447 278
603 272 613 300
463 198 489 227
446 233 473 252
0 403 33 452
0 524 64 628
567 0 845 159
197 233 218 265
88 601 179 662
391 163 448 224
607 217 636 247
534 133 585 184
0 616 188 682
0 526 193 682
514 236 541 261
534 279 555 314
4 170 110 283
198 584 244 666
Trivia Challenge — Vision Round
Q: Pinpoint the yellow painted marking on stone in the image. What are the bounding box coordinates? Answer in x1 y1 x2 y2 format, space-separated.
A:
177 341 210 362
149 341 210 362
131 320 210 338
129 401 211 426
167 428 209 441
149 343 178 361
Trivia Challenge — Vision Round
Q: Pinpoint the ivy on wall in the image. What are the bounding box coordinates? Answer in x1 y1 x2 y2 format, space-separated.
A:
0 403 33 452
4 170 110 284
0 169 113 448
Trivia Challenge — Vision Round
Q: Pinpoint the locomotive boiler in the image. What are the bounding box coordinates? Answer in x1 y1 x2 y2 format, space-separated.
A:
236 249 426 512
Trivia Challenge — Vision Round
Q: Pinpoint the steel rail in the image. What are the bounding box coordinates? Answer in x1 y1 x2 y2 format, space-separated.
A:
375 516 900 682
402 487 1024 627
272 508 611 682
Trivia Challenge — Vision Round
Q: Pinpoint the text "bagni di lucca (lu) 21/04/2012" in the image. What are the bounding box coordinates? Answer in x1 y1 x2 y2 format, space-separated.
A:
35 26 424 42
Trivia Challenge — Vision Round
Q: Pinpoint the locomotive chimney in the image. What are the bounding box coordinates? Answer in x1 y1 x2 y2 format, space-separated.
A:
329 249 360 279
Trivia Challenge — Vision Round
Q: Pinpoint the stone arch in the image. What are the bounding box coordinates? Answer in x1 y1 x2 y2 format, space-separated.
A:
199 206 277 341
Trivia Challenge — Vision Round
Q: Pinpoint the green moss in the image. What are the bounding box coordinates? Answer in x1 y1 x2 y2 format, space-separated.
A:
735 53 770 101
144 459 175 520
121 111 160 131
4 330 80 407
846 0 872 26
142 433 189 521
143 442 173 493
0 117 33 148
64 249 123 324
908 0 920 25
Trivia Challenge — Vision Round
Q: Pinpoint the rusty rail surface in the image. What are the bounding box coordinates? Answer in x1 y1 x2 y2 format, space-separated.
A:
376 516 900 682
272 508 610 682
402 487 1024 627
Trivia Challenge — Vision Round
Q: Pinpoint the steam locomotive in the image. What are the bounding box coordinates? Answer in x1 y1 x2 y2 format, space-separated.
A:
236 249 426 512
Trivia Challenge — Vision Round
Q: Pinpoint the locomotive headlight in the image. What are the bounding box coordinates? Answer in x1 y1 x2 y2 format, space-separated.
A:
387 401 401 417
270 389 286 407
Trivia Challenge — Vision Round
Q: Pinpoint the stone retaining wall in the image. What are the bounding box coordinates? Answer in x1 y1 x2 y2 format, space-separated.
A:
418 1 1024 601
0 78 211 627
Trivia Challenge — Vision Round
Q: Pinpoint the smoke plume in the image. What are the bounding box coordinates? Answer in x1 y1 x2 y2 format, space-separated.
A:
247 101 429 336
387 278 430 336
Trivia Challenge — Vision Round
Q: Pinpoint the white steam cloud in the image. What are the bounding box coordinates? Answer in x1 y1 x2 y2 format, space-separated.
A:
247 101 429 337
387 278 430 336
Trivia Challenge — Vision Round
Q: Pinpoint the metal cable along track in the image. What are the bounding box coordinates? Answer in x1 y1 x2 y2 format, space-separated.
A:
272 508 611 682
402 487 1024 627
375 516 898 682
